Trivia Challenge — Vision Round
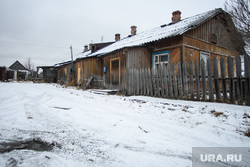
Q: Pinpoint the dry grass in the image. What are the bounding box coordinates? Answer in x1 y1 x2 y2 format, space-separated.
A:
210 110 224 117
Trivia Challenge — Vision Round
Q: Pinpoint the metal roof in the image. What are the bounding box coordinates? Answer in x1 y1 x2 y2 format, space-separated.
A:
88 8 223 57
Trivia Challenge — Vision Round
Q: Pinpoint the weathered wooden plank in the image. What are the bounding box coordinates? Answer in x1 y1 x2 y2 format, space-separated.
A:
160 65 166 97
145 68 150 96
220 57 227 101
194 60 200 100
167 63 173 98
207 58 214 101
200 59 206 101
227 57 235 103
143 68 147 96
177 62 183 99
188 60 194 100
155 68 160 97
183 61 189 98
213 58 221 101
162 65 167 97
132 68 135 95
148 68 153 96
172 63 178 99
236 56 242 104
153 69 157 96
139 68 142 95
245 55 250 106
136 68 140 95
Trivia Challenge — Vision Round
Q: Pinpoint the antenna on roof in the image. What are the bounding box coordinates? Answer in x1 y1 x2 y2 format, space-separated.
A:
101 36 103 43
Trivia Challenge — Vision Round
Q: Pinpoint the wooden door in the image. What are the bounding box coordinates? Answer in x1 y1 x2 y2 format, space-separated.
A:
110 58 120 89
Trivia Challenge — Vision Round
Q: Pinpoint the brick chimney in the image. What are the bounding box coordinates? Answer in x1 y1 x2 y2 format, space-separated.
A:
131 26 137 36
84 45 88 52
115 33 120 41
172 10 181 23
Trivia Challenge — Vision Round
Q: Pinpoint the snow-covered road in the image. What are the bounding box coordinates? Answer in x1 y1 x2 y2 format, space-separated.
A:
0 82 249 167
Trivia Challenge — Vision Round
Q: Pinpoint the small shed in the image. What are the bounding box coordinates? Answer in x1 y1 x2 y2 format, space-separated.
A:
37 66 57 83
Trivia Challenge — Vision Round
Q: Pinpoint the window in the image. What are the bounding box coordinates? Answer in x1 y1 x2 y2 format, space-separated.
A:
200 51 210 76
152 51 170 70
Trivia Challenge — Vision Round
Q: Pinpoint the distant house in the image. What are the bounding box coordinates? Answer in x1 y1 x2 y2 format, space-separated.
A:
9 60 29 80
86 8 245 89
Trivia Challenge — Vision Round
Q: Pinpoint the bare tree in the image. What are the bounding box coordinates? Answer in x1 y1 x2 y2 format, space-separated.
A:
24 57 36 79
225 0 250 55
24 57 35 71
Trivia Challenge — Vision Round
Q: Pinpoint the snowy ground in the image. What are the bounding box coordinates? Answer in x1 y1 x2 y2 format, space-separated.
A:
0 82 249 167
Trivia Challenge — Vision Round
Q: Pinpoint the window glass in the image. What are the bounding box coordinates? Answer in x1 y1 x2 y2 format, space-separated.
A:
160 55 168 62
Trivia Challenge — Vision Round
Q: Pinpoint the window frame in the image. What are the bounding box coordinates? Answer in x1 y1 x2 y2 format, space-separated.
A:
152 51 170 70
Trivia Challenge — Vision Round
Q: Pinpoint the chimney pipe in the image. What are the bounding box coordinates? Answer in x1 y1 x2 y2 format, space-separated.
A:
84 45 88 52
115 33 120 41
172 10 181 23
131 25 137 36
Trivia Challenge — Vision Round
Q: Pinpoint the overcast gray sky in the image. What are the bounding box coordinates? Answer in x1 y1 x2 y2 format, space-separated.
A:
0 0 225 67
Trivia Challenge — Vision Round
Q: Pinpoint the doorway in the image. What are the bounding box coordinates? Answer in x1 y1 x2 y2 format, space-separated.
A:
110 58 120 89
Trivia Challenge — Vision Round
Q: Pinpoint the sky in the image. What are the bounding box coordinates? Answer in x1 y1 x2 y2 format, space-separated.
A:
0 0 226 68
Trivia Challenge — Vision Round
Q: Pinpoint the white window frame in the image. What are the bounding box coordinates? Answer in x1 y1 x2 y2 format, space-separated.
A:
200 51 210 76
153 52 170 70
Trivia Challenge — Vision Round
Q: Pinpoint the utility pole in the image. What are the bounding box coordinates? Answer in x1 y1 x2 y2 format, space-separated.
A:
70 45 73 62
68 45 74 84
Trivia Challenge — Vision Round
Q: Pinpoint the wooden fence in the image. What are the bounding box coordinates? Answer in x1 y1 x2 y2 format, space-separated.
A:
120 55 250 106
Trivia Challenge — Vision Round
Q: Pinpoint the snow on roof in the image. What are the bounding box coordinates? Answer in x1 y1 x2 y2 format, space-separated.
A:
54 60 72 67
88 8 222 57
75 50 91 59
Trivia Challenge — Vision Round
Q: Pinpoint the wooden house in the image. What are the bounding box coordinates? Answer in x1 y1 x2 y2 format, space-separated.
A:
86 8 245 89
9 60 29 80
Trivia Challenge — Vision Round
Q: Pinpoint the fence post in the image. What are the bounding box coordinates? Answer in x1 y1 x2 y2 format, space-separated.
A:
145 68 149 96
200 59 206 101
153 68 157 96
143 68 147 96
188 60 194 100
236 56 243 104
195 60 200 101
159 64 165 97
213 58 221 101
245 55 250 106
136 68 139 95
220 58 227 101
148 68 153 96
163 65 168 97
168 63 173 98
207 58 214 101
173 63 178 99
183 61 189 99
228 57 235 103
177 62 183 99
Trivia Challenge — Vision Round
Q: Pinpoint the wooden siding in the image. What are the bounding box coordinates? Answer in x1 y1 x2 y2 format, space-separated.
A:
126 47 152 69
184 13 244 53
75 57 102 86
